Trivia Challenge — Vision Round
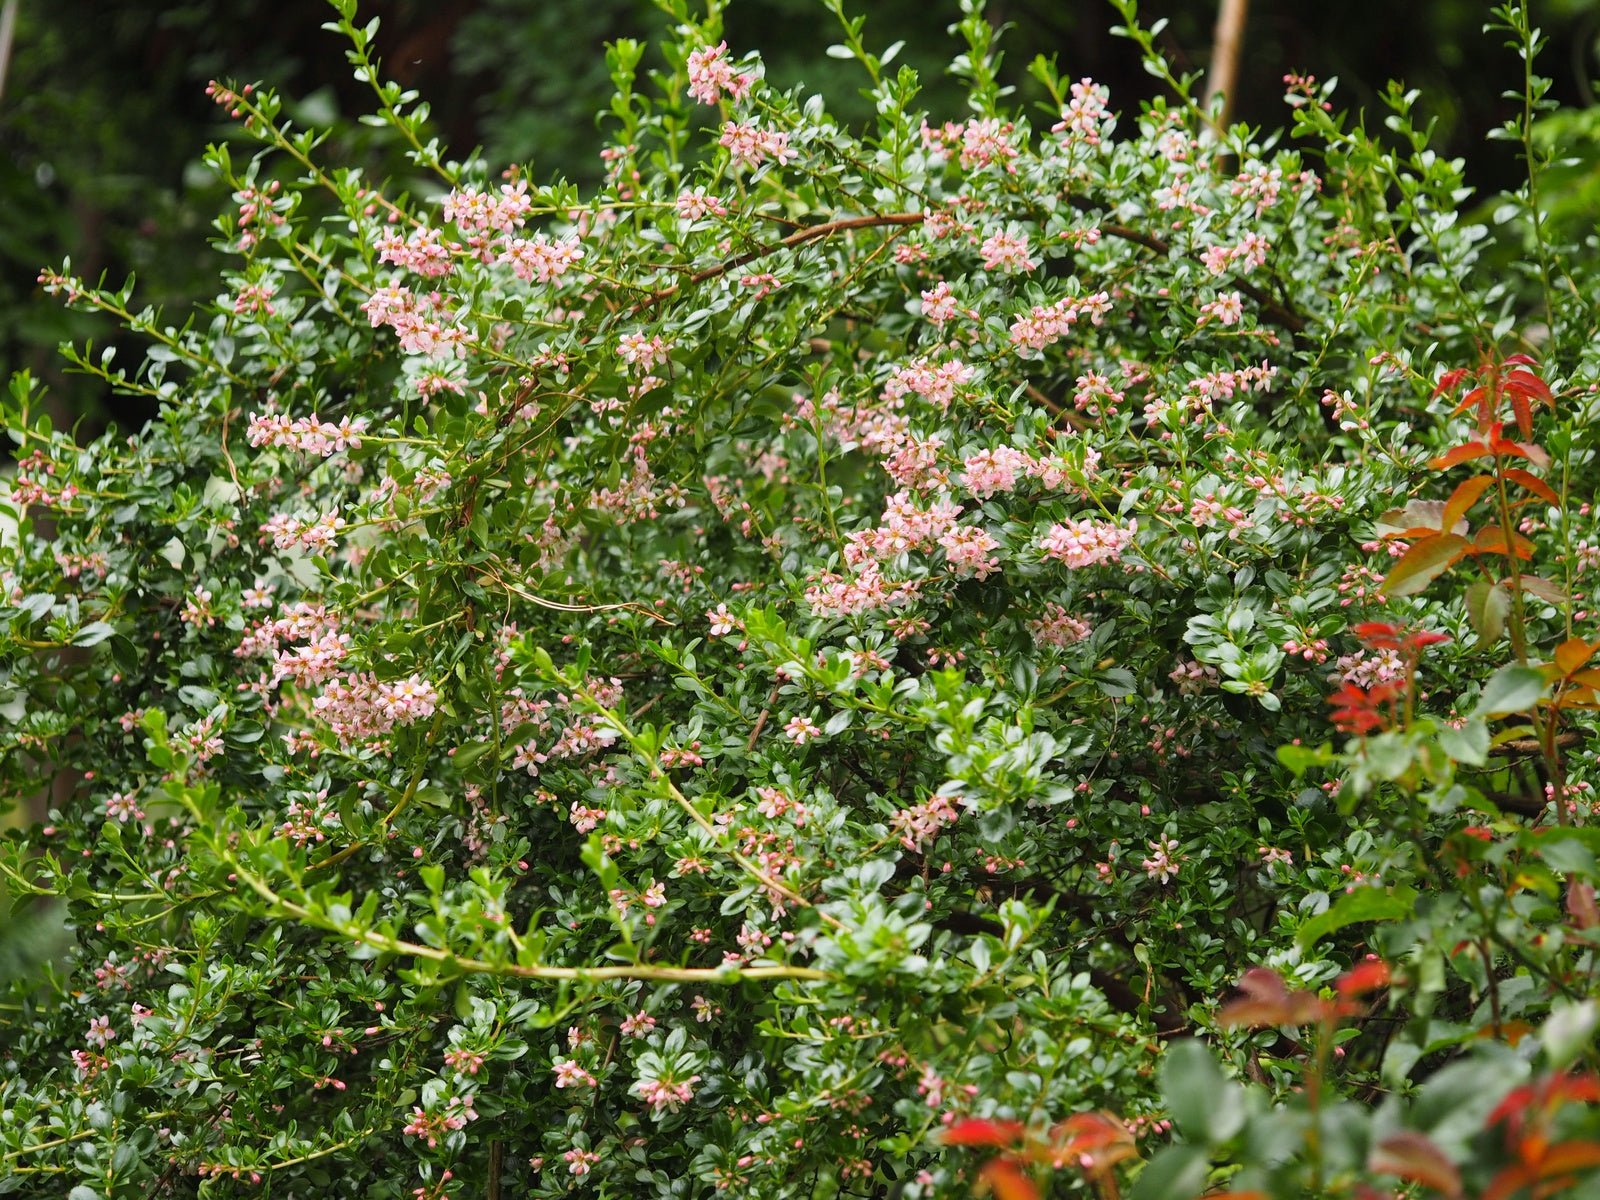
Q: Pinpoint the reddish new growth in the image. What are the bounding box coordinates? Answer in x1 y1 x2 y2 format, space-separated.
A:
942 1111 1138 1200
1216 959 1391 1029
1326 622 1449 734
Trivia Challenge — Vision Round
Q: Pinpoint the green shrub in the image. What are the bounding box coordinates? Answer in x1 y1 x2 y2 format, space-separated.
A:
3 2 1598 1197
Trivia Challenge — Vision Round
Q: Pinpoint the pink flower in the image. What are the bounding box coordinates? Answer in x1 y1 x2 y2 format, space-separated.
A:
783 715 822 744
706 604 740 637
635 1073 701 1115
617 332 672 372
105 791 144 823
675 188 729 221
979 230 1034 274
1038 518 1135 569
85 1016 115 1048
553 1059 598 1089
376 226 456 277
686 42 755 105
718 121 796 168
919 281 959 324
958 118 1018 170
620 1010 656 1038
498 234 583 284
1201 291 1245 325
564 1148 600 1176
959 447 1031 499
939 524 1000 579
1028 604 1091 648
1257 846 1294 876
1141 837 1182 884
1051 78 1112 146
1008 291 1112 351
889 794 960 852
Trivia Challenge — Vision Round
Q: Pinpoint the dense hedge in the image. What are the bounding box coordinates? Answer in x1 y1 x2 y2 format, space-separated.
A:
3 1 1599 1197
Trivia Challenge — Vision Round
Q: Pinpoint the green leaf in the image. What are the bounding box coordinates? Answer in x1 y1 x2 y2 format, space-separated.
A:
1297 885 1418 947
1160 1040 1245 1146
1129 1144 1210 1200
1473 664 1546 717
1435 719 1489 766
70 621 116 647
1542 1000 1599 1070
1463 580 1508 644
1277 741 1334 776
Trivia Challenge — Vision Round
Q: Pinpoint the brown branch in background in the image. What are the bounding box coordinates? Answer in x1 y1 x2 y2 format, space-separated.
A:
636 213 925 311
1205 0 1251 129
0 0 18 104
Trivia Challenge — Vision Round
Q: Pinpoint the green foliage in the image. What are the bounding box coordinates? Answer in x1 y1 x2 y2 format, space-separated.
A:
2 2 1600 1198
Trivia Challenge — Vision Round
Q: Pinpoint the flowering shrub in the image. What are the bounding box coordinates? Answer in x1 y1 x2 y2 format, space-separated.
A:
3 1 1599 1197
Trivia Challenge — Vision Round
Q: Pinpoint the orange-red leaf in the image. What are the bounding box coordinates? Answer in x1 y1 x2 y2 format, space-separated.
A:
1336 958 1391 999
1554 638 1599 678
979 1157 1040 1200
1536 1139 1600 1177
945 1119 1027 1147
1384 533 1469 597
1442 475 1494 533
1370 1131 1463 1198
1052 1112 1132 1152
1483 1163 1538 1200
1430 442 1493 470
1567 882 1600 931
1472 526 1534 561
1502 469 1559 507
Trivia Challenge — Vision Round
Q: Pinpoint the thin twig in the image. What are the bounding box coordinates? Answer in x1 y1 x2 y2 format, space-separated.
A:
636 213 925 311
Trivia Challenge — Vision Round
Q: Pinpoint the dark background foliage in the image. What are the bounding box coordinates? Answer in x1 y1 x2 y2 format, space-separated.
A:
1 0 1598 432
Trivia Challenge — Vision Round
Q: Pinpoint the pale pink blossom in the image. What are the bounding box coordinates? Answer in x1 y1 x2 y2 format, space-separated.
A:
686 42 755 104
718 121 796 168
1038 518 1136 569
105 791 145 824
1141 837 1182 885
636 1073 701 1116
979 230 1034 274
553 1060 598 1089
498 234 583 284
1201 291 1245 326
783 715 821 744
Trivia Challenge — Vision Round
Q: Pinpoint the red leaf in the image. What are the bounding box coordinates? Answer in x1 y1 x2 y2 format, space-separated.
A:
1218 967 1328 1026
1352 621 1402 649
1483 1162 1538 1200
1375 500 1459 538
1369 1131 1463 1198
979 1157 1040 1200
1336 958 1391 998
945 1119 1027 1147
1433 367 1472 398
1051 1112 1134 1157
1472 526 1534 561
